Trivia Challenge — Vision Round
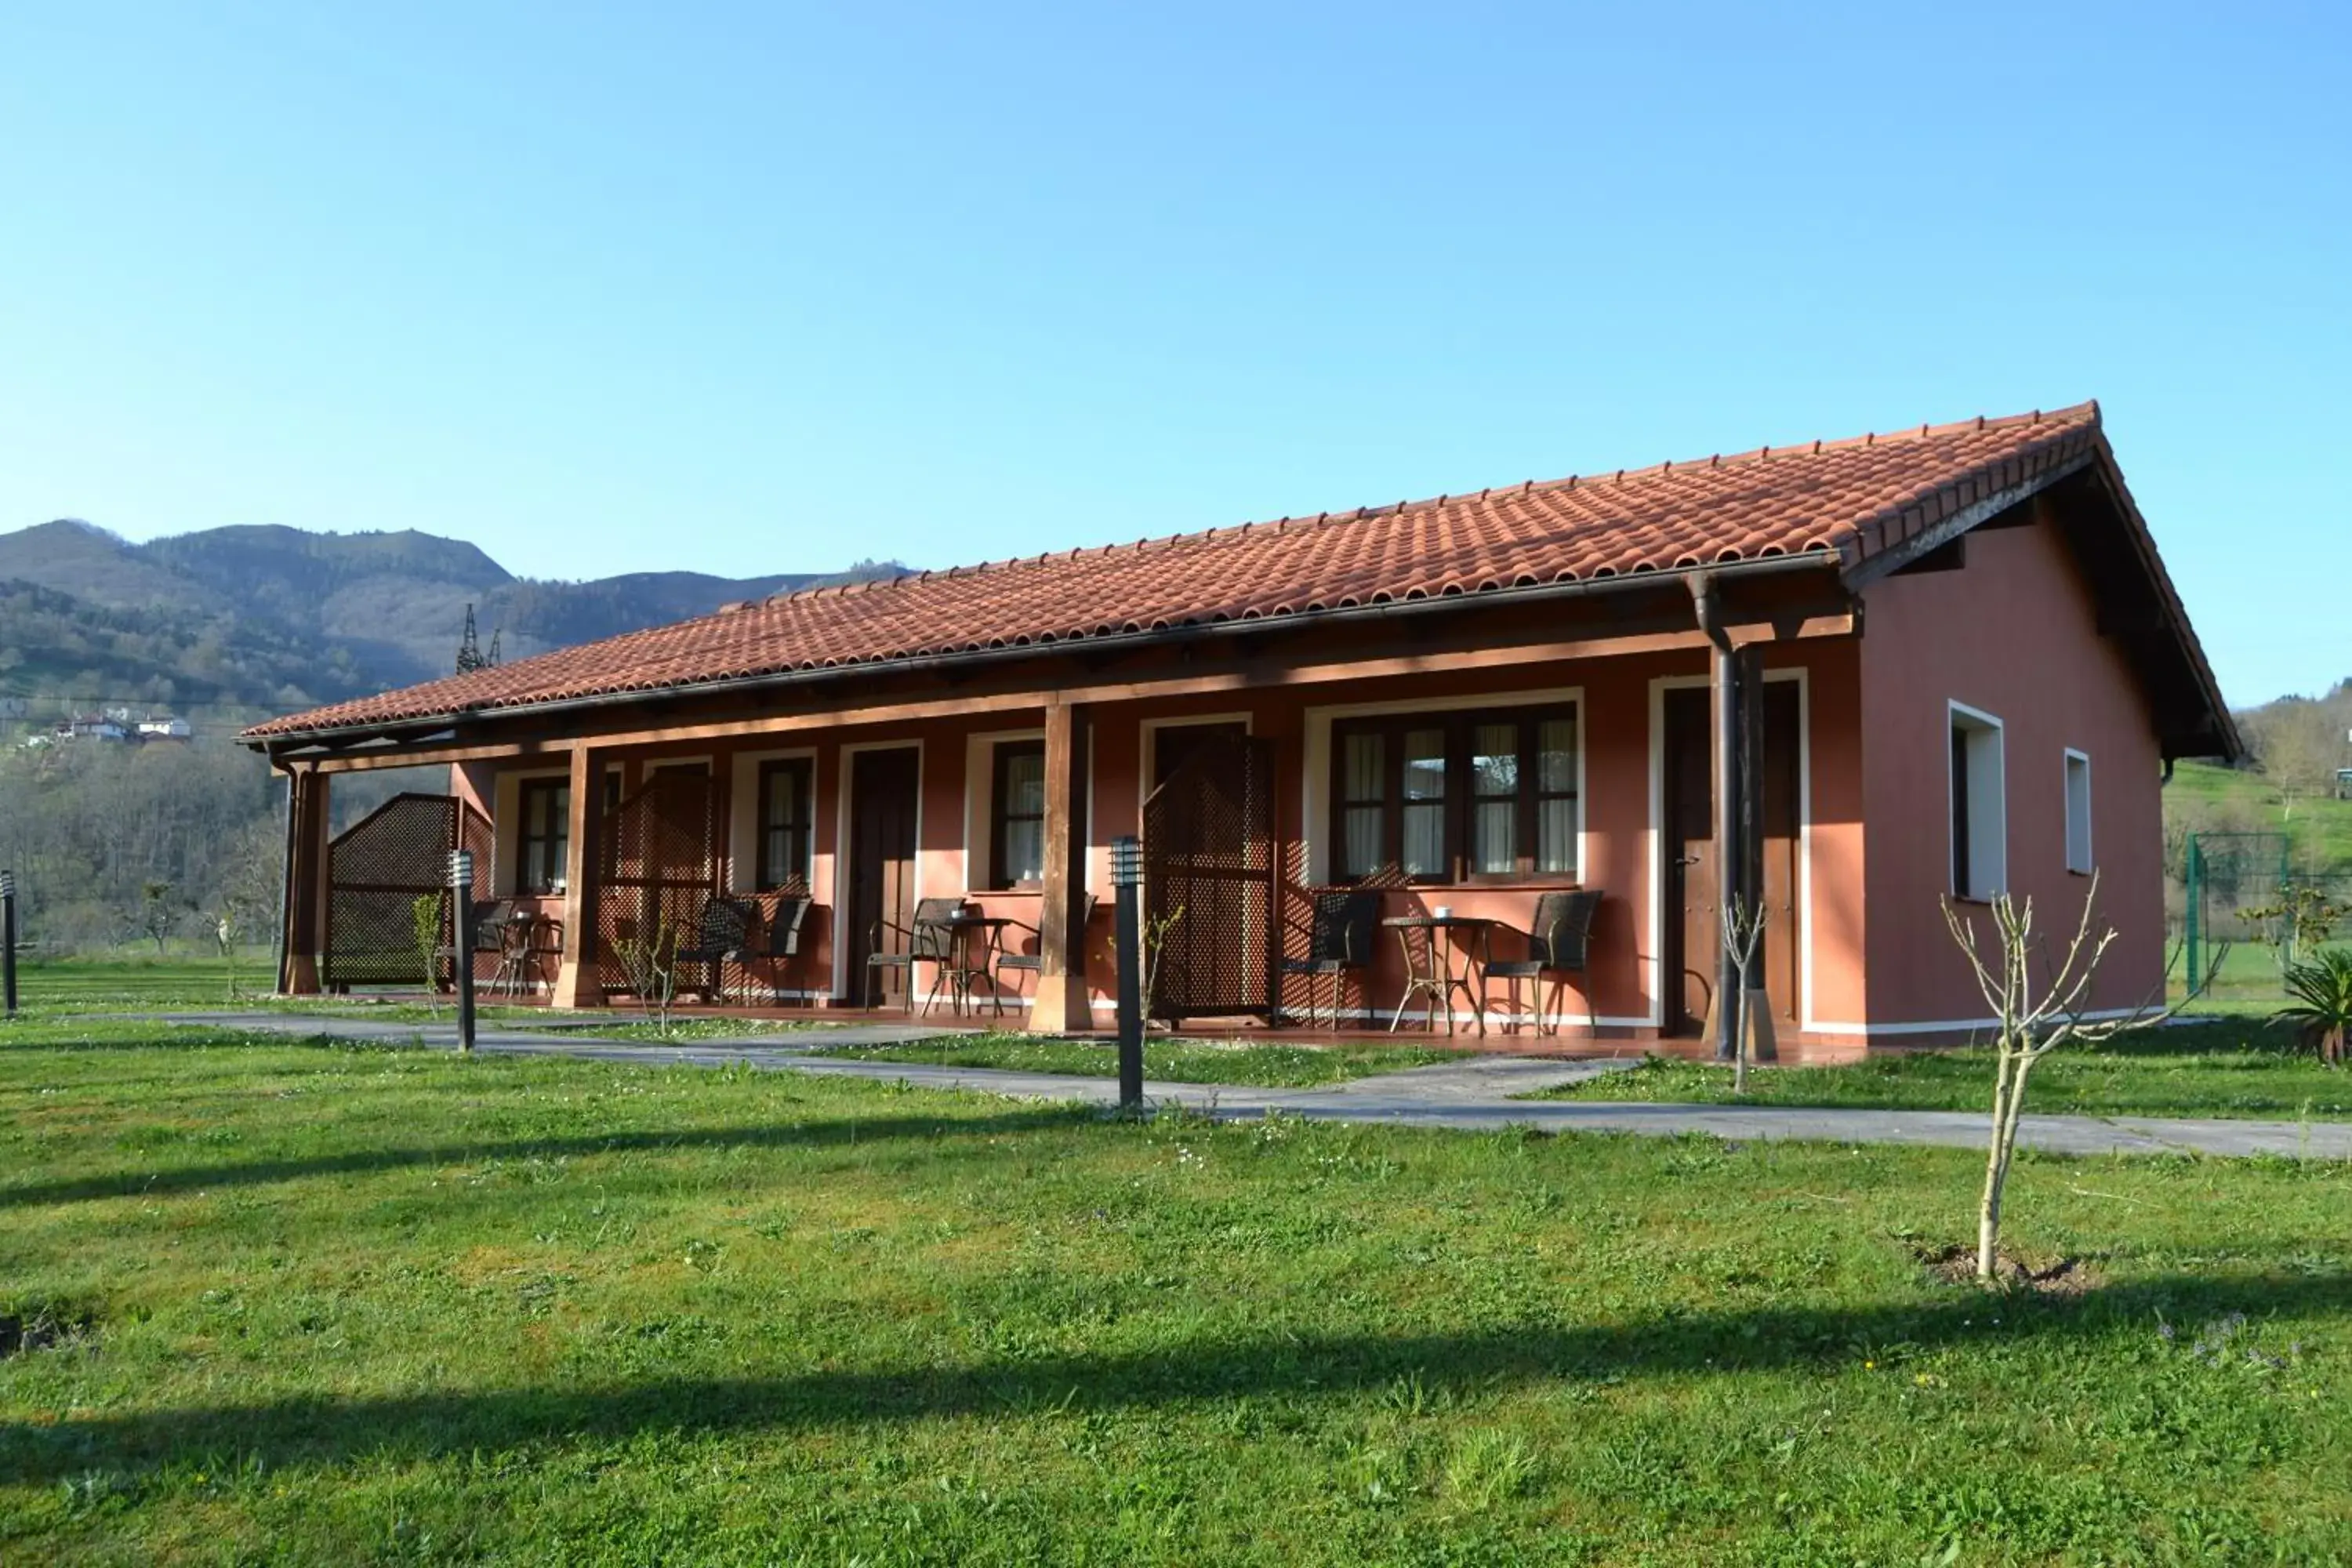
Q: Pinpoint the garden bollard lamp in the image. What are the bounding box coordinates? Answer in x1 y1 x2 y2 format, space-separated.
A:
1111 835 1143 1109
2 869 17 1021
448 850 476 1053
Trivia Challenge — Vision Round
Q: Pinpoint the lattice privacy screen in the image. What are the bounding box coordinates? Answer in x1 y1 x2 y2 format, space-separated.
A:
1142 732 1276 1022
595 770 718 998
323 793 491 989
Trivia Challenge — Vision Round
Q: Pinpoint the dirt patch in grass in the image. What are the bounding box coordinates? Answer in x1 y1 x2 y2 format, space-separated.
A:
0 1305 99 1359
1913 1241 2103 1295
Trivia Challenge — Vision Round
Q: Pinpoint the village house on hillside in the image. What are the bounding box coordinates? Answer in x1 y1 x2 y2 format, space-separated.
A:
244 403 2238 1051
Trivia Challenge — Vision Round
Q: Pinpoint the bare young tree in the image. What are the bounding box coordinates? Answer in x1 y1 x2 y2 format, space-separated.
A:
1942 873 2217 1282
1719 891 1770 1096
613 909 683 1036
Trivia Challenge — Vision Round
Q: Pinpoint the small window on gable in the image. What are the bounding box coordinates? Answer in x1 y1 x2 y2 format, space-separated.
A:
2064 750 2093 875
1949 705 2006 900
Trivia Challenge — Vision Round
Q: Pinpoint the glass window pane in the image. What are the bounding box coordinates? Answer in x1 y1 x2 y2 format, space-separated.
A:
1537 797 1577 876
1342 805 1384 878
1403 801 1445 877
1004 819 1044 885
1403 728 1446 802
1472 722 1518 797
1004 750 1045 818
1472 800 1516 874
766 767 799 828
1538 718 1577 793
1343 731 1385 801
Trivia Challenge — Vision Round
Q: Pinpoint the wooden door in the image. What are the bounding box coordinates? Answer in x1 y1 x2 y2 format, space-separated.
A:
1662 688 1717 1036
1756 682 1803 1033
1661 684 1803 1037
1152 721 1247 791
847 748 920 1005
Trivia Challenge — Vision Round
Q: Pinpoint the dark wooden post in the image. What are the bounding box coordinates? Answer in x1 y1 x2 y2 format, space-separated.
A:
550 744 610 1009
1033 699 1094 1033
1736 647 1776 1062
280 766 330 995
1711 639 1740 1062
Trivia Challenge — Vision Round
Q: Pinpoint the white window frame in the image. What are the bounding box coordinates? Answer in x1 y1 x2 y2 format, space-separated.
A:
1302 688 1583 887
2063 748 2093 876
962 728 1047 893
1947 702 2008 900
728 746 820 894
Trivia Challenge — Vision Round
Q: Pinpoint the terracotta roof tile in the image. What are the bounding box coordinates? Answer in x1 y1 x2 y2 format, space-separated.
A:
245 402 2106 739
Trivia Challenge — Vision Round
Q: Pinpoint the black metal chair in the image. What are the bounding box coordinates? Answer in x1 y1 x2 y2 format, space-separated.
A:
1484 889 1602 1036
1279 891 1382 1031
434 898 511 993
675 895 757 1004
755 893 813 1005
994 894 1097 1009
866 897 964 1013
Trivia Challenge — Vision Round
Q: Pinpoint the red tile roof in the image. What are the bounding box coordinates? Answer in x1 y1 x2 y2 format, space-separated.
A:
247 402 2115 740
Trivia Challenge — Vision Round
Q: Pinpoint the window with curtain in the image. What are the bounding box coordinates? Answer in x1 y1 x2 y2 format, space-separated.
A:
992 740 1047 888
1328 704 1579 884
517 779 570 895
756 757 814 891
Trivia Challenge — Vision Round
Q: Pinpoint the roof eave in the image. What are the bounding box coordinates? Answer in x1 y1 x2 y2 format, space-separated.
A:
246 550 1848 751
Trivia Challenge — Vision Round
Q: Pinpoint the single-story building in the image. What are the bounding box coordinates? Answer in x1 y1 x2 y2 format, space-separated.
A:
243 401 2238 1051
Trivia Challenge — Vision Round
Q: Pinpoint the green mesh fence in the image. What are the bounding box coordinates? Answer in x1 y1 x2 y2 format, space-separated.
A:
2185 831 2352 997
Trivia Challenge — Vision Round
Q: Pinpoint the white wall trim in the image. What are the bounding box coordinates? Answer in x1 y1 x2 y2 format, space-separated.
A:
728 746 818 895
491 765 572 896
1300 686 1584 887
1807 1006 2142 1039
2063 746 2094 876
1947 700 2008 899
962 727 1046 895
832 740 922 1003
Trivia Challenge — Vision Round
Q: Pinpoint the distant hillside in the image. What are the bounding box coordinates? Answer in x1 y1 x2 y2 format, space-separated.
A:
2167 680 2352 874
0 517 902 725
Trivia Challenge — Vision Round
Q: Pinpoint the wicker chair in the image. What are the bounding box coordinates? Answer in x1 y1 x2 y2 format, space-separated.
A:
674 895 757 1004
1278 891 1382 1031
1484 889 1602 1036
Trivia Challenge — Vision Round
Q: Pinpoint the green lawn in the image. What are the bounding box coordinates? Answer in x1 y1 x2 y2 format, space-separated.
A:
4 1020 2351 1564
1530 1019 2352 1120
805 1034 1465 1088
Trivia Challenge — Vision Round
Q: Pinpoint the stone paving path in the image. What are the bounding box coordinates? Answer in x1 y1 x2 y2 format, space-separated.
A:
152 1011 2352 1160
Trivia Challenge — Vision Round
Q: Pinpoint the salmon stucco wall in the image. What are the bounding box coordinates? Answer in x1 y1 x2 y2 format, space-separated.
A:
1858 516 2167 1033
451 634 1876 1042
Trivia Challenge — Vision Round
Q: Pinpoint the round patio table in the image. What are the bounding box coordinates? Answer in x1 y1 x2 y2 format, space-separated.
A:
931 912 1014 1018
1381 914 1494 1037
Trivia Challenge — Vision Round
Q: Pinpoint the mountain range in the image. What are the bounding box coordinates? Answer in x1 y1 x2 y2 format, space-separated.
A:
0 518 901 728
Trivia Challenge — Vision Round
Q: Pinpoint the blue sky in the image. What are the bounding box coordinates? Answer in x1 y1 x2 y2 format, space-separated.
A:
3 2 2345 706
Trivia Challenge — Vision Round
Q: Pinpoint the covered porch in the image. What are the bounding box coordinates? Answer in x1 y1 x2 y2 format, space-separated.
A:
265 558 1863 1054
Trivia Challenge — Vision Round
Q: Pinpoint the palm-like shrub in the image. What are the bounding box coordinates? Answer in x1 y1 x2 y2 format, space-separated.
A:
2274 948 2352 1065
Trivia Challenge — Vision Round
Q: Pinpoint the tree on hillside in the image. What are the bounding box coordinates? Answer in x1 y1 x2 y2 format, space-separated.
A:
2241 686 2352 819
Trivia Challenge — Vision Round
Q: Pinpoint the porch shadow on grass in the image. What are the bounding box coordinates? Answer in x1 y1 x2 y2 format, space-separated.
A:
0 1107 1102 1210
5 1270 2346 1484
